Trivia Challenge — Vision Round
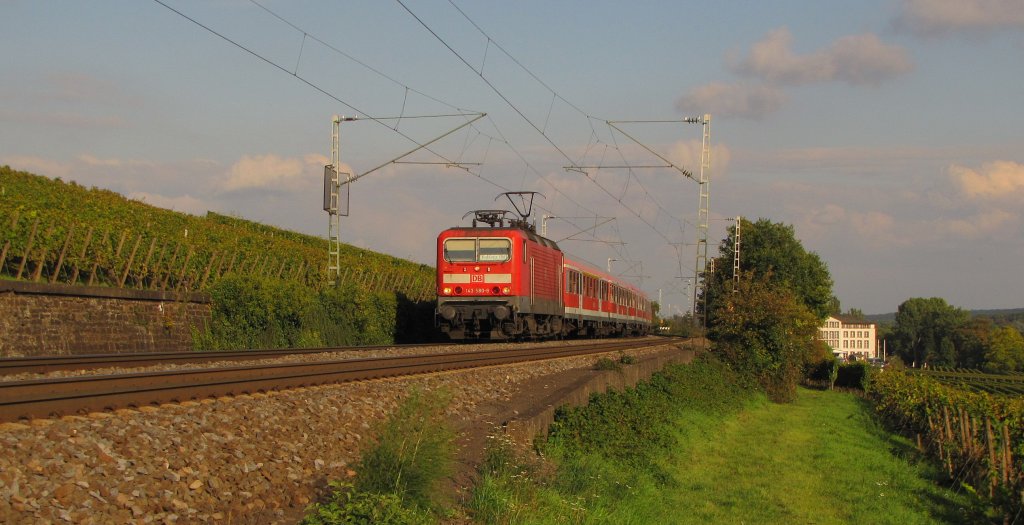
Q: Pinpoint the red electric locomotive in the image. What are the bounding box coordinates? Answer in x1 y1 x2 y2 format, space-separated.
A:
435 193 652 340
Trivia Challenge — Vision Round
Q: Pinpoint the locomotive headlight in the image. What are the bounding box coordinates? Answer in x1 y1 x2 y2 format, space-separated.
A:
502 287 511 294
454 286 463 295
442 287 452 295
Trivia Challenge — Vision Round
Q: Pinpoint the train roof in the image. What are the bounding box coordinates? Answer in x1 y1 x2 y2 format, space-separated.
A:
563 256 646 295
440 226 561 252
438 225 646 298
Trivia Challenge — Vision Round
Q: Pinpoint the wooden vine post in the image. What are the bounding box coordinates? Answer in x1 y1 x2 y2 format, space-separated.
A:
49 225 75 283
31 225 56 282
69 227 94 285
199 252 218 289
0 211 20 275
139 237 157 289
118 234 143 288
15 218 39 280
87 230 110 287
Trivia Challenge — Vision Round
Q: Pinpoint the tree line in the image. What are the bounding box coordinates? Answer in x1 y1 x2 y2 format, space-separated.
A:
886 297 1024 373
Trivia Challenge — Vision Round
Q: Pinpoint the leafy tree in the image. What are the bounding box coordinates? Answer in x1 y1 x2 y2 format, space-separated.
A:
953 318 993 369
828 296 842 316
891 297 969 367
985 326 1024 373
702 218 834 325
708 273 820 402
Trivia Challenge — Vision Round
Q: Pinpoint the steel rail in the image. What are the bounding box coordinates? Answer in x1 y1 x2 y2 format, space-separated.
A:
0 339 679 422
0 343 440 375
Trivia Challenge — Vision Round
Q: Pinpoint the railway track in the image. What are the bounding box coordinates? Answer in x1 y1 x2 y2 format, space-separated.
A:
0 343 440 376
0 338 680 423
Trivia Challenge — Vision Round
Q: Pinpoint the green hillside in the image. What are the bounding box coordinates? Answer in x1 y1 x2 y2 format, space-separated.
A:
0 166 434 299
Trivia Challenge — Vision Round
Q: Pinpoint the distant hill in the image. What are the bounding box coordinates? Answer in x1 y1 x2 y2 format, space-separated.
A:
864 308 1024 326
863 313 895 324
0 166 434 298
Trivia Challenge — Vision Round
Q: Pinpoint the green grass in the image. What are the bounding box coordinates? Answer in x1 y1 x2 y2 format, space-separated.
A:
470 381 980 524
671 389 974 524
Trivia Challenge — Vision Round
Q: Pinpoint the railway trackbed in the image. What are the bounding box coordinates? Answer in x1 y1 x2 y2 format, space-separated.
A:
0 343 441 376
0 338 679 423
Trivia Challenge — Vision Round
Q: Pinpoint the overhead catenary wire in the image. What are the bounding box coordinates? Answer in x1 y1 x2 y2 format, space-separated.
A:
152 1 598 249
397 0 692 251
457 12 700 255
245 0 612 247
248 0 469 114
151 0 482 177
154 0 692 295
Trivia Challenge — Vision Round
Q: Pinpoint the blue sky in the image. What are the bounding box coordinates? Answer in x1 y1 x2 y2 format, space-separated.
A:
2 0 1023 315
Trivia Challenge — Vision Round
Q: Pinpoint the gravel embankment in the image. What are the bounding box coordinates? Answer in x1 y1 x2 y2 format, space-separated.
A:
0 341 673 524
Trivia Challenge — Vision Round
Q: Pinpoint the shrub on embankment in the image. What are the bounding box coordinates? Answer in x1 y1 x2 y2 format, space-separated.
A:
192 274 435 349
868 367 1024 521
707 274 822 402
546 356 755 469
835 361 872 390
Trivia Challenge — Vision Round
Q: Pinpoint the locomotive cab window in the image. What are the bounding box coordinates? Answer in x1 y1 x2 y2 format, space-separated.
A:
443 237 512 263
444 239 477 262
478 239 511 262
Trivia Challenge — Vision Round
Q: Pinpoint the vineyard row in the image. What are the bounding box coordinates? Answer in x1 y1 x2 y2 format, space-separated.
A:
0 213 436 302
871 370 1023 520
917 369 1024 396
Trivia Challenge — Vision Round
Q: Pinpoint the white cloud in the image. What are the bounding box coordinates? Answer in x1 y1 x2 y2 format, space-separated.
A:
220 153 336 192
127 191 209 215
675 82 786 119
950 161 1024 199
0 110 127 129
847 210 898 241
941 209 1017 237
668 140 731 180
46 73 125 104
895 0 1024 35
797 204 901 245
78 154 155 169
0 155 72 177
733 28 913 86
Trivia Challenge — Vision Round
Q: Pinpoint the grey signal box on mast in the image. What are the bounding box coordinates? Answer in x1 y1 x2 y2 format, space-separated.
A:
323 164 350 216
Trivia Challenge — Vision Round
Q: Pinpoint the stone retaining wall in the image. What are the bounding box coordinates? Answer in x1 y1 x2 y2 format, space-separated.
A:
0 281 210 357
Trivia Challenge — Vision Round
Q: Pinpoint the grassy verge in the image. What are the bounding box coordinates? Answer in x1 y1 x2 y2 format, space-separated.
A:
302 389 454 524
469 360 981 524
672 388 976 524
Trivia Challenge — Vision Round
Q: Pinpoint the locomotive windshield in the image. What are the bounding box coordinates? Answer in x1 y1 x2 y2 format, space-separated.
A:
444 239 477 262
478 239 511 261
443 237 511 263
